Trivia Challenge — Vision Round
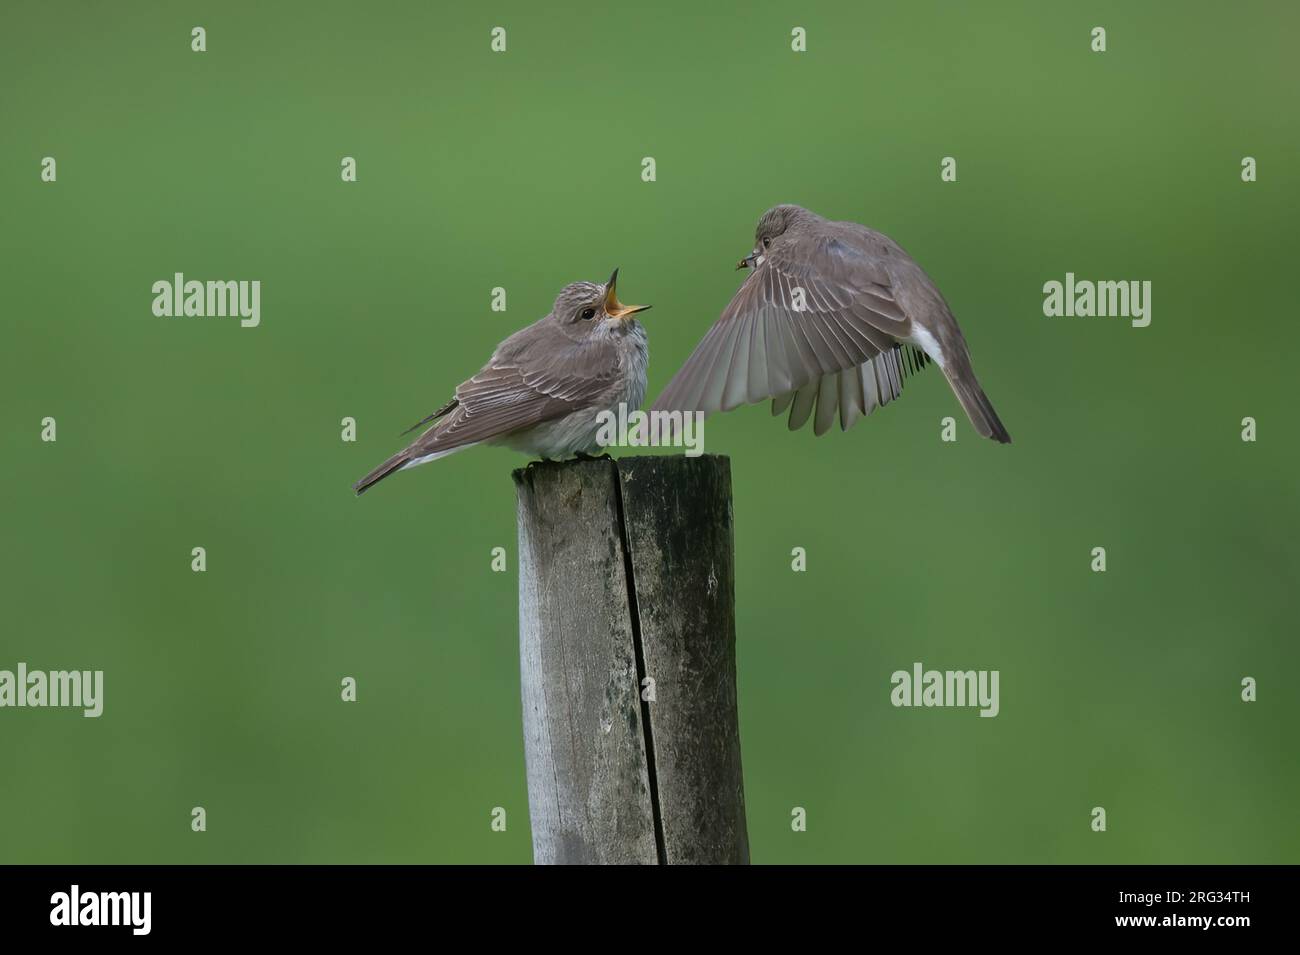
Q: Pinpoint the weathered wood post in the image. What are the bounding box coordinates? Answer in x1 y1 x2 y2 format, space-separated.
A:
512 454 749 865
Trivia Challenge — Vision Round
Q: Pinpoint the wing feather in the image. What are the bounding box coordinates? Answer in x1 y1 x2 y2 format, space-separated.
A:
653 234 916 422
404 325 620 456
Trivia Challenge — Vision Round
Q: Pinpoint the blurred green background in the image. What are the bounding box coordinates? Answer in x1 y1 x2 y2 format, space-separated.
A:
2 0 1296 864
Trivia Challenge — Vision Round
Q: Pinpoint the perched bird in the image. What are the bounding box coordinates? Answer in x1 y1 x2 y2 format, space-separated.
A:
651 204 1010 442
353 270 650 495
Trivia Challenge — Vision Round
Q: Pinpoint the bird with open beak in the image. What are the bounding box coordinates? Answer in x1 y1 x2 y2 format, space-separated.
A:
354 269 651 495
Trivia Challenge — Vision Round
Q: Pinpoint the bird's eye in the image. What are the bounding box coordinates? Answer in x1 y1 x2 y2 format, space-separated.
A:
762 237 771 249
580 307 597 321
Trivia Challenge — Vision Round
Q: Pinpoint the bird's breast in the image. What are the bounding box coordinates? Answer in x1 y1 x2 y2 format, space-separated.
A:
614 323 650 411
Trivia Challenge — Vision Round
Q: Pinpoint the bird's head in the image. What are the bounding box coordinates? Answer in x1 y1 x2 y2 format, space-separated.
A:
738 204 812 270
552 269 651 340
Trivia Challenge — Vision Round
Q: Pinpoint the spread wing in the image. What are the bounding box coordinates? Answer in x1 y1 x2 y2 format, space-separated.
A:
769 341 931 436
404 325 620 457
651 234 917 415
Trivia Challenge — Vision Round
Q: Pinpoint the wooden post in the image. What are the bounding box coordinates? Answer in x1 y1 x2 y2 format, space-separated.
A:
512 454 749 865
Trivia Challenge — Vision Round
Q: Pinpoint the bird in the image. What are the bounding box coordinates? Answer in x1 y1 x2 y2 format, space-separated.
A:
651 204 1011 442
353 270 650 495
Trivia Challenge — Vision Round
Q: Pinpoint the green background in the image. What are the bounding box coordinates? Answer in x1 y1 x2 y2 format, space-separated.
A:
2 0 1296 864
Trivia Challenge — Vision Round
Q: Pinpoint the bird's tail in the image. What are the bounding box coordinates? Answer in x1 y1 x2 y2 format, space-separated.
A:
353 450 410 496
942 361 1012 444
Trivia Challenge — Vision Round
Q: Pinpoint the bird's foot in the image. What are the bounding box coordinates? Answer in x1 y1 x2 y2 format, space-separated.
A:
574 451 613 462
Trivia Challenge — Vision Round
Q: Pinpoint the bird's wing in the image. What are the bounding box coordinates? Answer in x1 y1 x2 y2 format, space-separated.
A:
403 330 619 456
651 234 914 416
400 396 460 435
769 343 931 436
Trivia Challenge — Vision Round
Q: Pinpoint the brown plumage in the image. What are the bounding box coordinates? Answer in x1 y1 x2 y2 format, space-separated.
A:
651 204 1010 442
354 272 651 495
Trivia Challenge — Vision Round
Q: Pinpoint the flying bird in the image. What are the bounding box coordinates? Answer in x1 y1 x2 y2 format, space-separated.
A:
651 204 1010 442
353 270 650 495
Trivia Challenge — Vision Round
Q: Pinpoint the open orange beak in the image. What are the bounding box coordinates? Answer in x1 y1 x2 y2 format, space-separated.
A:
604 268 651 320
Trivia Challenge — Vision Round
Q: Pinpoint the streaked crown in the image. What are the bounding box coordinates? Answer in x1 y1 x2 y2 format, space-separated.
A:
551 282 606 322
754 204 813 243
